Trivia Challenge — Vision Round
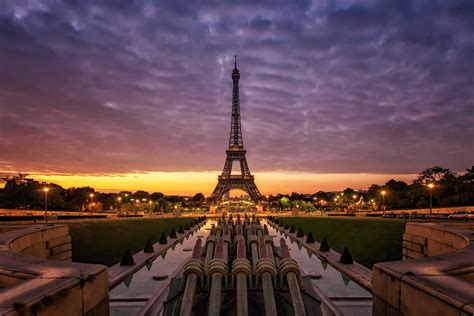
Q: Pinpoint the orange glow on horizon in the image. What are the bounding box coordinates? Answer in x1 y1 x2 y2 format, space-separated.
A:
0 171 419 195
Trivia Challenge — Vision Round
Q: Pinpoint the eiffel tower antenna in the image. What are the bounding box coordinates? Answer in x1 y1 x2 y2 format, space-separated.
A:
210 58 262 203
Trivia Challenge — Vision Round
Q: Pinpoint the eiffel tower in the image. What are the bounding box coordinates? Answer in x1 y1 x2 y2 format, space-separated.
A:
210 56 262 203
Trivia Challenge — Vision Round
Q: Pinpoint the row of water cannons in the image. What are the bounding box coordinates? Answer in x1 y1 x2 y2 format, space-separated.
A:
120 216 207 266
267 216 354 265
178 213 309 316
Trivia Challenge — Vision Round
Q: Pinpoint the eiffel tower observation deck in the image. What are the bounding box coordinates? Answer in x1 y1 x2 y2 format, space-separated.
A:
210 56 262 203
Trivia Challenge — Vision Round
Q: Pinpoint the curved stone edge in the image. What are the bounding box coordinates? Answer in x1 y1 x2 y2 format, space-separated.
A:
373 222 474 316
0 224 109 315
268 220 373 291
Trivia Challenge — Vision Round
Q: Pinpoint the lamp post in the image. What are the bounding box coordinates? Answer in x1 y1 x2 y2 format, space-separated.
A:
381 190 386 211
117 197 122 211
43 187 49 221
427 183 435 215
89 193 94 219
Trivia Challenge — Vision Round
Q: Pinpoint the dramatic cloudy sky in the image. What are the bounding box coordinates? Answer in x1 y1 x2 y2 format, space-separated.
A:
0 0 473 192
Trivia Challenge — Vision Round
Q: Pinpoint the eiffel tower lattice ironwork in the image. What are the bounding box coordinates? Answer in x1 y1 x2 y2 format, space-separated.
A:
210 57 262 203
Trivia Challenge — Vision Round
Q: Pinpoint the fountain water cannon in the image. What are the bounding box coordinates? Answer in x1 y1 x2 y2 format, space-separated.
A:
180 238 204 316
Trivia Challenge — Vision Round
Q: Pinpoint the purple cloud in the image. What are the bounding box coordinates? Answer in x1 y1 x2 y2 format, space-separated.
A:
0 0 472 175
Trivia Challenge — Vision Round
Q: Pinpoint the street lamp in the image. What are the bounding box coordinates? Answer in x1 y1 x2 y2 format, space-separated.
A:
381 190 386 211
117 197 122 211
89 193 94 219
427 183 435 215
43 187 49 221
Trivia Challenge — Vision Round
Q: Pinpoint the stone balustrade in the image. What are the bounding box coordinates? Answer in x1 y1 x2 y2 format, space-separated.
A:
373 222 474 316
0 224 109 315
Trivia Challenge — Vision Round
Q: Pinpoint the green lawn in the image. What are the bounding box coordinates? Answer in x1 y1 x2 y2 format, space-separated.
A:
279 217 408 268
68 217 193 266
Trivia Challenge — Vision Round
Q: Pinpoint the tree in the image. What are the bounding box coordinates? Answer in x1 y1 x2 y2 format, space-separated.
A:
192 193 205 206
64 187 95 211
312 191 330 203
280 197 290 210
415 166 455 184
132 190 150 200
150 192 164 201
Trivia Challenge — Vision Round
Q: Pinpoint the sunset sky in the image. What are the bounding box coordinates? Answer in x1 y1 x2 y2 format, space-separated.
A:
0 1 473 194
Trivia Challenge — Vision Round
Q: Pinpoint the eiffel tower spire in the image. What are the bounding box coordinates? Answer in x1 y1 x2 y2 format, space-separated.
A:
229 55 243 149
210 57 262 203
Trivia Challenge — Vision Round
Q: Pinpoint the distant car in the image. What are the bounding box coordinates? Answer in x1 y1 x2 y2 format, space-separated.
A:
425 213 449 220
409 212 425 219
397 212 409 219
449 211 474 220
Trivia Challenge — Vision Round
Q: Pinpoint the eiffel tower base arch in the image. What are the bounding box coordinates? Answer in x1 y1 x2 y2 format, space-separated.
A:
210 177 261 204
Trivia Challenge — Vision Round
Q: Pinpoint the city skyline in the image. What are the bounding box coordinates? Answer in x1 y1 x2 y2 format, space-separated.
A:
1 1 473 194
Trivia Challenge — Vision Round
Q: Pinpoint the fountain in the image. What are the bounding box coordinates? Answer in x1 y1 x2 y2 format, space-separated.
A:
162 214 323 315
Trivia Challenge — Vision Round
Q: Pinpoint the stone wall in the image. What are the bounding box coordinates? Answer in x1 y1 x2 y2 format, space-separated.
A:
373 222 474 316
4 224 72 261
402 222 470 260
0 224 109 315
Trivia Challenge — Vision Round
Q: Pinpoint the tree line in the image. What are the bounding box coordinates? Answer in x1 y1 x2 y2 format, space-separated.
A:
267 166 474 211
0 166 472 212
0 174 205 212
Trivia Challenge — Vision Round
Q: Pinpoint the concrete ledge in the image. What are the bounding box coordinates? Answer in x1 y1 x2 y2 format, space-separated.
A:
373 222 474 316
0 224 109 315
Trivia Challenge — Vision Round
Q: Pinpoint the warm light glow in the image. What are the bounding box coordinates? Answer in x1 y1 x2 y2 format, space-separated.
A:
117 197 122 202
89 193 94 198
427 183 435 189
381 190 386 195
352 194 357 199
43 187 49 192
27 171 418 195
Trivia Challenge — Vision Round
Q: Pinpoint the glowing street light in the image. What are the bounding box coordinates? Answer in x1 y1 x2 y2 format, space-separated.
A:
381 190 387 210
427 183 435 215
43 187 49 221
89 193 95 219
